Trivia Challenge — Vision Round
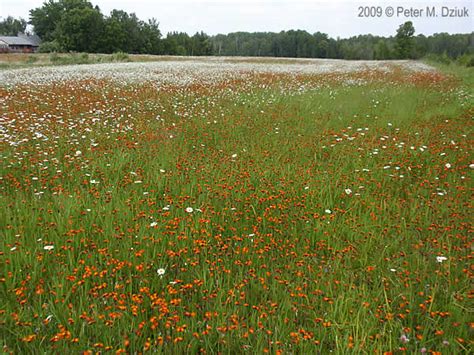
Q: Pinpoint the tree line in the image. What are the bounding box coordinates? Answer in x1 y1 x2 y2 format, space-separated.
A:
0 0 472 62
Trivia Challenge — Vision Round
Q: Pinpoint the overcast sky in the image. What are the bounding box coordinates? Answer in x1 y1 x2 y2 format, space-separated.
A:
1 0 472 38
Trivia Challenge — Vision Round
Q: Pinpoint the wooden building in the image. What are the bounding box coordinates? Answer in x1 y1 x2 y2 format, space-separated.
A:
0 34 41 53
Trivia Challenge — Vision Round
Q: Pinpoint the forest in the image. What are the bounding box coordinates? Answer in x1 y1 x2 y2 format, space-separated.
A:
0 0 472 62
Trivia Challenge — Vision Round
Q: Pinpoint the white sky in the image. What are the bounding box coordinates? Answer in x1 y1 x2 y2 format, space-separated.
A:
1 0 472 38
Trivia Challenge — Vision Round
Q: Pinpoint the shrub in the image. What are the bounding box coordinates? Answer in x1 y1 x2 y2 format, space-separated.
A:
26 55 38 64
111 51 130 62
457 54 474 67
74 52 90 64
49 52 60 63
423 53 451 65
38 41 63 53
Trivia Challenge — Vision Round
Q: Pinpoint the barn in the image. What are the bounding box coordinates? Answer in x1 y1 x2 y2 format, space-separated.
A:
0 34 41 53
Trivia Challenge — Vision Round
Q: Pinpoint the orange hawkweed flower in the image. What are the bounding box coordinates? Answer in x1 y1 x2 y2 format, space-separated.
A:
22 334 36 342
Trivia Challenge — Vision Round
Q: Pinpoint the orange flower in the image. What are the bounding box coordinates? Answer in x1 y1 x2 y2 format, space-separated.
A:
22 334 36 342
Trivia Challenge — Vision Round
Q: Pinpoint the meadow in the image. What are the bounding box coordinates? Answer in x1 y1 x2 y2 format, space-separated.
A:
0 58 472 353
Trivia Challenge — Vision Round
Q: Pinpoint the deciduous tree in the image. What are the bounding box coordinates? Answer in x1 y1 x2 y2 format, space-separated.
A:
395 21 415 59
0 16 27 35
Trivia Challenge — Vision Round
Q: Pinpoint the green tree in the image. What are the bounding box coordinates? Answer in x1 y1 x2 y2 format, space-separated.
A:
55 6 104 52
0 16 27 35
313 32 329 58
101 10 131 53
140 18 162 54
164 32 192 55
395 21 415 59
374 39 392 59
29 0 94 42
190 32 212 56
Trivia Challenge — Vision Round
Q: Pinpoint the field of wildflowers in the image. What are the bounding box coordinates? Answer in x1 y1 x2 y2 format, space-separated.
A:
1 58 472 353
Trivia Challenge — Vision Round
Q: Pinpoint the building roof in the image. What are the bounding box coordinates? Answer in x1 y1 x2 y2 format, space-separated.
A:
0 36 40 46
18 34 41 46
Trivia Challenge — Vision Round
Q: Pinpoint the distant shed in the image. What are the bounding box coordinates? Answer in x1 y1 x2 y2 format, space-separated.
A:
0 34 41 53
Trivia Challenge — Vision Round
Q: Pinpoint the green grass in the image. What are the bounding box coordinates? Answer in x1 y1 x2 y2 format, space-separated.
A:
0 64 472 353
424 60 474 90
